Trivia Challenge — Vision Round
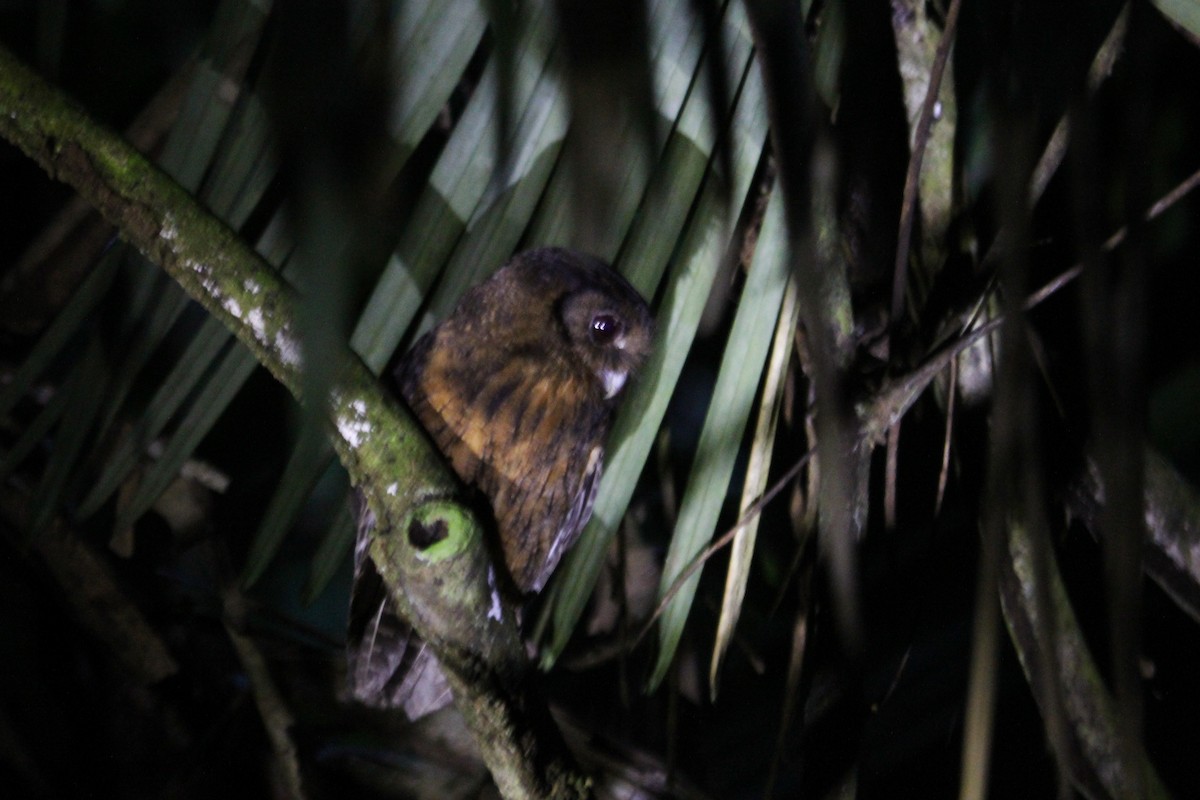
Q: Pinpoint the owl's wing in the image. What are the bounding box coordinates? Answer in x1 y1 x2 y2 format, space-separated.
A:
525 445 603 593
346 492 453 718
479 377 610 593
397 336 612 593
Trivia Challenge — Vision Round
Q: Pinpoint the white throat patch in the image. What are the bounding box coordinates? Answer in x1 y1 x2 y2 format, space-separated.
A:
600 368 627 399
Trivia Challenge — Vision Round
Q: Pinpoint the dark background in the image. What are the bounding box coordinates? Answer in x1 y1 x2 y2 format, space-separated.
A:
3 1 1200 798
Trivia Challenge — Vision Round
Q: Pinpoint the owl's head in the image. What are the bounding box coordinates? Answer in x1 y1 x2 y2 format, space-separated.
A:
560 285 653 399
510 248 654 401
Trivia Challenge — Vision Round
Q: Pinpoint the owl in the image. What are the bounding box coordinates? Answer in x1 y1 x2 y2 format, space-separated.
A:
348 247 653 715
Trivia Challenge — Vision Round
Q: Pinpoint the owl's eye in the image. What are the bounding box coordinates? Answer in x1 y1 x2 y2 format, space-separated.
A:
590 313 621 345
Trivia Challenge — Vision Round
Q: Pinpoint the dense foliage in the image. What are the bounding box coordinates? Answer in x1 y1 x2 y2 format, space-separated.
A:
2 1 1200 798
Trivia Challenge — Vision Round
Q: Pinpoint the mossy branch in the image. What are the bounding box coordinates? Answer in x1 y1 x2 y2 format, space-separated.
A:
999 518 1170 798
0 44 587 800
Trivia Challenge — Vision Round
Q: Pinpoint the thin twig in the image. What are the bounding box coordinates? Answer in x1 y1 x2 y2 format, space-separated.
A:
980 5 1130 273
865 163 1200 446
224 595 306 800
885 422 901 529
1029 5 1129 203
935 355 957 516
635 451 813 647
890 0 965 329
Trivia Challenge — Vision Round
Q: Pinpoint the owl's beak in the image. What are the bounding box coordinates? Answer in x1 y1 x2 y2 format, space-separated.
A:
600 368 628 399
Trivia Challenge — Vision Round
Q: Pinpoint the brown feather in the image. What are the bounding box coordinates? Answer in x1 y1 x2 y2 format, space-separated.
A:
349 247 652 716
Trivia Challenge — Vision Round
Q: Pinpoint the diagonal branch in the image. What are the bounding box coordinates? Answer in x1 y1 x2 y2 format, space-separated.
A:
0 44 588 800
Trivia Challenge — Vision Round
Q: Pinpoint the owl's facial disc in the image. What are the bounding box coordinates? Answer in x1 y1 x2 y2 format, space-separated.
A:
560 281 653 400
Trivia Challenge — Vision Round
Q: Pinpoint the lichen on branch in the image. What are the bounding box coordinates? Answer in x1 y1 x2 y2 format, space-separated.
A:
0 44 588 800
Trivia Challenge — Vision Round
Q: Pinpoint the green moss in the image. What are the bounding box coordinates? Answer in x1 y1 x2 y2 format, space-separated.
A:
407 500 482 562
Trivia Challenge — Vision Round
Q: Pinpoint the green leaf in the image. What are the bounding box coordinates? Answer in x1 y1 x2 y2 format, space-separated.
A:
92 214 293 529
540 16 769 661
76 312 233 518
241 424 332 587
523 0 709 256
89 276 195 441
410 68 569 337
0 245 121 419
1153 0 1200 40
244 0 505 581
710 270 799 697
648 190 791 691
115 343 261 534
68 5 275 524
202 93 278 228
385 0 490 159
121 211 296 520
0 376 70 480
27 340 110 537
351 2 559 370
304 500 356 603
